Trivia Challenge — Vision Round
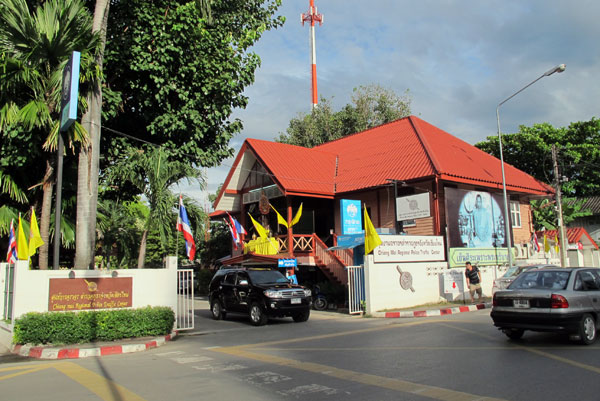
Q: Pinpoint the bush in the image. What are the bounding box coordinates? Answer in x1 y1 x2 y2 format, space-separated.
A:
13 306 175 345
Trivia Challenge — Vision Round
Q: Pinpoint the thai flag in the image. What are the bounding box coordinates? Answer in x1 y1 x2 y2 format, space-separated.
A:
530 232 540 253
177 196 196 261
227 212 246 248
6 219 17 264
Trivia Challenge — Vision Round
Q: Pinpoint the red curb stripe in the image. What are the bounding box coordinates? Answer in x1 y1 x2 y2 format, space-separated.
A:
476 303 485 310
440 308 452 315
413 311 427 317
100 346 122 356
385 312 400 318
459 306 470 312
29 347 43 358
145 341 158 349
57 348 79 359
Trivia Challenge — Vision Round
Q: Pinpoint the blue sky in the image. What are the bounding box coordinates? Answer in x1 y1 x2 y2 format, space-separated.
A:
181 0 600 209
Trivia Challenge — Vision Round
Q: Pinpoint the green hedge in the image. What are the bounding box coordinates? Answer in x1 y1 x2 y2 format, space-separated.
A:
13 306 175 345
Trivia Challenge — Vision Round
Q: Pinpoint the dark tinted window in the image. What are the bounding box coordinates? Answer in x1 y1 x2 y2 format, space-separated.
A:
578 270 600 291
224 272 236 285
510 271 570 290
248 270 289 285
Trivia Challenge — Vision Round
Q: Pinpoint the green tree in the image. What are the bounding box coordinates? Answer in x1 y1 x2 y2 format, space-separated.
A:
106 147 204 268
96 198 141 268
75 0 284 268
531 198 592 231
475 118 600 197
277 84 412 147
0 0 99 268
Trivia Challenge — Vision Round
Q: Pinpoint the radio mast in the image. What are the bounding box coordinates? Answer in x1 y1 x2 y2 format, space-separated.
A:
301 0 323 111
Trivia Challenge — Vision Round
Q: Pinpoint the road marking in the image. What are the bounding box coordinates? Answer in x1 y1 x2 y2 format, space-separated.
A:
212 320 508 401
0 362 146 401
171 355 213 364
216 346 507 401
277 384 340 396
0 365 49 381
191 363 247 372
439 323 600 375
242 371 292 385
53 362 147 401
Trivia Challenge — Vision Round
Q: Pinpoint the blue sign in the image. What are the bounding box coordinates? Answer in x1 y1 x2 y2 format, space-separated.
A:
60 51 81 132
278 258 297 268
336 234 364 248
341 199 362 234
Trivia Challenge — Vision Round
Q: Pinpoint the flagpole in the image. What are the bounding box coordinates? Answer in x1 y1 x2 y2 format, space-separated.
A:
175 194 181 261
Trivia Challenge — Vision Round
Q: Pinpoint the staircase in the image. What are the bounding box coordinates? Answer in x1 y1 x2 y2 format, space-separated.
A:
313 236 348 285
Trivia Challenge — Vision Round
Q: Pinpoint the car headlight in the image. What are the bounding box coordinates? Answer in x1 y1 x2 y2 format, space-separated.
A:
303 289 311 297
264 290 283 298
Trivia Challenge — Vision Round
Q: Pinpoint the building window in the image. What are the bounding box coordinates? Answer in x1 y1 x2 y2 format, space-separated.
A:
510 202 521 228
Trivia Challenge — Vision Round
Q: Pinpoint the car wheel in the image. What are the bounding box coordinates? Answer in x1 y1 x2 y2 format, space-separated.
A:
293 309 310 322
503 328 524 340
313 297 327 311
211 300 226 320
578 314 597 345
249 302 267 326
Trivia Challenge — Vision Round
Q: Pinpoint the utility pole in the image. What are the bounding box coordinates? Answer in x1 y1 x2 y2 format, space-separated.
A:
301 0 323 111
552 144 568 267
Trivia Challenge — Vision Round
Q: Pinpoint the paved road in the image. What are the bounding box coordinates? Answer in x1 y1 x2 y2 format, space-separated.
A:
1 303 599 400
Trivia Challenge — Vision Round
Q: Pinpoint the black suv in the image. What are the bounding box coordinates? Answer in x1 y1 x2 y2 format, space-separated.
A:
208 268 312 326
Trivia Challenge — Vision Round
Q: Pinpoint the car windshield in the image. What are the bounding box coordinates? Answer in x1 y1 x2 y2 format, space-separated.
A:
502 266 520 278
248 270 290 285
509 270 571 290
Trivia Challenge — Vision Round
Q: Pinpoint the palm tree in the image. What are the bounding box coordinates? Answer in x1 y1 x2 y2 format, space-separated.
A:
96 199 140 268
107 146 204 268
0 0 99 268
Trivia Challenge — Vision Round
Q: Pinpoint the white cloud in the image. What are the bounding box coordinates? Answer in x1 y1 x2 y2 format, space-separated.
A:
188 0 600 209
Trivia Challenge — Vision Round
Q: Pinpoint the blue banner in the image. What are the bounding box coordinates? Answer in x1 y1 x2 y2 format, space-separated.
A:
341 199 362 235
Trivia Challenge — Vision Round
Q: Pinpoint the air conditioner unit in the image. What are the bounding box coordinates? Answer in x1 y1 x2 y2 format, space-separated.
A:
514 244 528 259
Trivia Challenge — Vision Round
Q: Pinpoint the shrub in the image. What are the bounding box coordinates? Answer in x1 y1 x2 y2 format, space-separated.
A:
13 306 175 345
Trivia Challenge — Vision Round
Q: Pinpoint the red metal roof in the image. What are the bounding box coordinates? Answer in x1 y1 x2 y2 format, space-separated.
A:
214 116 553 210
538 227 599 249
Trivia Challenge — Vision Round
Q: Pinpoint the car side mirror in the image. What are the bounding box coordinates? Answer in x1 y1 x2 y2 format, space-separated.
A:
239 280 249 286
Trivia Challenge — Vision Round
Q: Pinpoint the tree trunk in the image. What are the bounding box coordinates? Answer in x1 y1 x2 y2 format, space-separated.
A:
38 160 54 270
137 229 148 269
74 0 110 270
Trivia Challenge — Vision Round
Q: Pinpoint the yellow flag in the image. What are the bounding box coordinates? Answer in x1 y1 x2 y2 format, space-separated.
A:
290 203 303 226
554 235 559 254
270 204 289 228
248 213 268 239
28 209 44 257
17 215 29 260
364 205 382 255
543 234 550 253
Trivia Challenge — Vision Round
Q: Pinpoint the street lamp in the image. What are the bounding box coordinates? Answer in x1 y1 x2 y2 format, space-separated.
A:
496 64 566 269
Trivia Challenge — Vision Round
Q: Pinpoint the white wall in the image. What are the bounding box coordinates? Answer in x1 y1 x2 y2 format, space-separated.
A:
3 258 177 321
364 256 502 313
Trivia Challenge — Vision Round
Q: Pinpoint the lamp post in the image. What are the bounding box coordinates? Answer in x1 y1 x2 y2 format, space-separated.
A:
496 64 566 269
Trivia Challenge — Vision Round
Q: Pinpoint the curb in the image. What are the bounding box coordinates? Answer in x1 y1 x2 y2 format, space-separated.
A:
372 302 491 318
11 331 178 360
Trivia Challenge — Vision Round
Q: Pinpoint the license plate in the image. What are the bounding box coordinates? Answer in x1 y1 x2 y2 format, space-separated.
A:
291 298 301 304
513 299 530 309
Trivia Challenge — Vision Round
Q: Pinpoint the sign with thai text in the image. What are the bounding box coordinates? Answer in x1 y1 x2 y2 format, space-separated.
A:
396 192 431 221
448 247 513 268
373 235 445 263
278 258 297 268
341 199 362 234
49 277 132 311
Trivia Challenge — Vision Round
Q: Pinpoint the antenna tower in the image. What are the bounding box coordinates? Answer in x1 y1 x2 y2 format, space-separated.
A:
301 0 323 111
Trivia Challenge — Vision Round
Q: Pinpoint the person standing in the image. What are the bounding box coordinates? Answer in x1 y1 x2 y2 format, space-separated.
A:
465 261 483 303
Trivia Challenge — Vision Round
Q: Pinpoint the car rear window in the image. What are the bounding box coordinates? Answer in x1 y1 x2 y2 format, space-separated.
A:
509 270 571 290
248 270 290 285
